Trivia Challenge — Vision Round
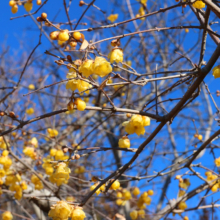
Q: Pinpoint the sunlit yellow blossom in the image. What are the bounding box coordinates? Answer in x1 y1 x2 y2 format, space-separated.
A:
53 162 71 186
0 169 5 178
137 200 146 209
178 201 187 210
24 2 33 12
0 156 12 170
215 157 220 167
31 174 43 190
30 137 38 148
28 84 35 90
75 166 85 174
2 211 13 220
92 57 112 77
123 115 150 136
179 179 190 190
110 179 120 190
193 0 205 9
123 60 132 69
50 148 57 157
0 137 7 149
178 190 185 197
23 147 36 160
47 128 59 138
42 156 54 175
75 98 86 111
137 0 148 5
138 210 145 218
107 14 118 23
21 181 28 190
2 150 9 157
122 190 132 200
26 108 34 115
48 201 72 220
132 187 140 196
116 199 126 206
108 48 123 64
138 7 145 20
118 137 130 148
71 207 86 220
66 72 91 93
130 210 138 220
79 60 94 78
55 149 65 161
212 65 220 79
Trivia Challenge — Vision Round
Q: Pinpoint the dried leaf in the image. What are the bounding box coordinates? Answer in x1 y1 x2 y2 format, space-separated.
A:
114 213 126 220
80 39 89 50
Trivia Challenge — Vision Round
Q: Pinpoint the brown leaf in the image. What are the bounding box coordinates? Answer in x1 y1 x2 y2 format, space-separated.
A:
79 39 89 50
114 213 126 220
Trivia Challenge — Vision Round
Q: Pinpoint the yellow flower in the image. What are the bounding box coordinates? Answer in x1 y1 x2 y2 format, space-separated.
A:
26 108 34 115
212 65 220 79
122 190 132 200
23 147 36 160
178 190 185 197
116 199 125 206
75 166 85 174
28 84 35 90
58 30 69 42
66 196 75 202
42 156 54 175
0 137 7 149
71 207 86 220
50 148 57 157
30 137 38 148
47 128 59 138
130 210 138 220
207 174 217 182
107 14 118 23
92 57 112 77
137 0 148 5
138 7 145 20
2 211 13 220
0 156 13 170
53 162 71 186
24 2 33 12
66 72 91 93
21 181 28 190
2 150 9 157
142 116 150 126
137 200 146 209
123 115 150 136
55 149 65 161
138 210 145 218
31 174 43 190
11 5 18 14
215 157 220 167
48 201 72 220
179 179 191 190
108 48 123 64
79 60 94 78
110 179 120 190
132 187 140 196
211 183 219 192
123 60 132 69
178 201 187 210
0 169 5 178
77 80 91 93
147 189 154 196
118 137 130 148
193 0 205 9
